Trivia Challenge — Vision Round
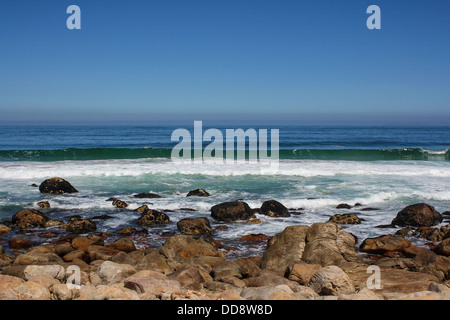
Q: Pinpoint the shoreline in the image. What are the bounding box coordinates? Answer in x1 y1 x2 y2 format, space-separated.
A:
0 178 449 300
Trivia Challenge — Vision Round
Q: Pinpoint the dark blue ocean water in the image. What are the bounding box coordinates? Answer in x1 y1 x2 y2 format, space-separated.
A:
0 125 449 161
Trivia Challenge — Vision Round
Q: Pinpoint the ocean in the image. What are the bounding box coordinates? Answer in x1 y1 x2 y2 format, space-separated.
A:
0 124 449 257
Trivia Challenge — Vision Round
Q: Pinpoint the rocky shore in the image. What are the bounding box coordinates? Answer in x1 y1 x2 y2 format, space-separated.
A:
0 178 449 300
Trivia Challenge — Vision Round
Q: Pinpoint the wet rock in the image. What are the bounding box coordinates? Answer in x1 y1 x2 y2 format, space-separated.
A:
328 213 362 225
91 214 114 221
118 226 138 235
39 177 78 194
37 201 50 209
211 201 254 222
134 205 150 213
137 209 170 226
186 189 210 197
133 192 162 199
12 209 49 229
336 203 352 209
259 200 290 218
239 234 270 242
62 216 97 234
112 198 128 208
0 224 11 233
9 238 33 249
177 217 213 235
391 203 443 227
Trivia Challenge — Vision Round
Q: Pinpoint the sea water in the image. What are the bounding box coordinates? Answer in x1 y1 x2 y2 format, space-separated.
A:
0 125 449 257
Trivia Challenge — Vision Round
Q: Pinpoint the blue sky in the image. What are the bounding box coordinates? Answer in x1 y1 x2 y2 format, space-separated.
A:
0 0 449 125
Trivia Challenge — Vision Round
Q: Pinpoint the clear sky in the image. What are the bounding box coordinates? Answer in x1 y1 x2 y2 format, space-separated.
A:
0 0 449 125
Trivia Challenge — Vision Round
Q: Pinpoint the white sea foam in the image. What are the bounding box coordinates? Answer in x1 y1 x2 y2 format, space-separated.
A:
1 158 450 180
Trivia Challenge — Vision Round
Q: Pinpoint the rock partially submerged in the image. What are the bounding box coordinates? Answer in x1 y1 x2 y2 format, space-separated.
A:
39 178 78 195
259 200 290 218
12 209 50 229
177 217 213 235
186 189 210 197
211 201 254 222
392 203 443 227
136 209 170 226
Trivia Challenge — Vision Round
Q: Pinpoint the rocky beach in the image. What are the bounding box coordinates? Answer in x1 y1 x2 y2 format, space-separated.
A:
0 177 449 301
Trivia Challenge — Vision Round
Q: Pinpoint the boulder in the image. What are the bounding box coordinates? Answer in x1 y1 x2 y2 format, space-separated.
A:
71 235 104 250
137 209 170 226
39 178 78 194
308 266 355 296
86 245 120 262
244 270 300 292
9 281 52 300
13 247 64 266
12 209 49 229
186 189 210 197
391 203 443 227
336 203 352 209
359 235 413 254
177 217 213 235
0 224 11 233
210 201 254 222
301 222 363 267
259 200 290 218
112 198 128 208
328 213 362 225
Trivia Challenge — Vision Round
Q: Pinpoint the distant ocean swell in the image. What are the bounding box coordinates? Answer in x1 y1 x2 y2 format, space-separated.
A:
0 147 449 162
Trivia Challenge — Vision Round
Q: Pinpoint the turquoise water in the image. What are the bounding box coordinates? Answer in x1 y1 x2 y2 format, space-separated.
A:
0 125 449 256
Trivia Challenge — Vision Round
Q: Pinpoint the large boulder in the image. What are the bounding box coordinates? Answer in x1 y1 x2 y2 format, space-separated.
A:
210 201 254 222
12 209 49 229
301 222 363 268
260 225 309 274
391 203 443 227
261 223 362 275
39 178 78 194
137 209 170 226
177 217 213 235
259 200 290 218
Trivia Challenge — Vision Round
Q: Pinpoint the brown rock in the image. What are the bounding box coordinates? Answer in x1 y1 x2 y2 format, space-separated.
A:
124 278 181 296
37 201 50 209
137 209 170 226
177 217 213 235
86 245 120 262
71 235 104 250
434 238 450 256
167 266 212 290
359 235 413 254
160 235 226 263
12 209 49 229
39 177 78 194
186 189 210 197
9 238 33 249
63 217 97 234
260 200 290 218
239 233 270 242
287 263 322 285
107 238 136 253
328 213 362 225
